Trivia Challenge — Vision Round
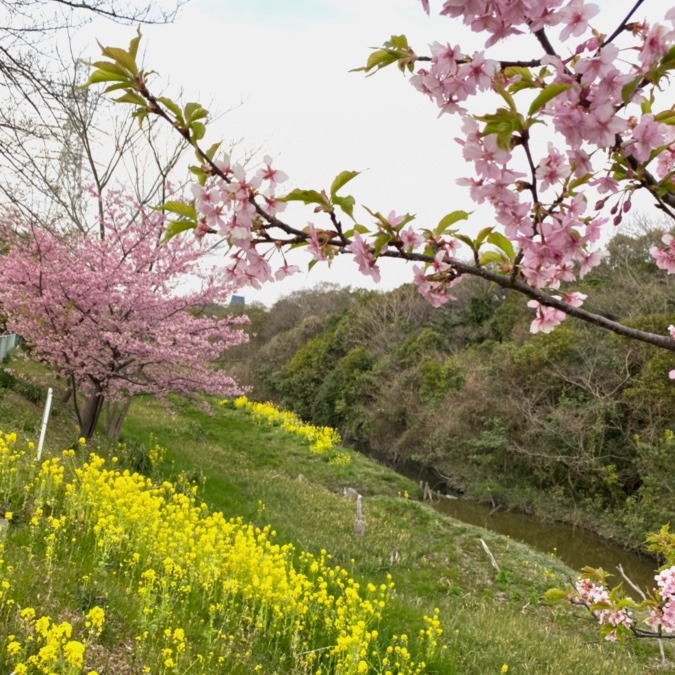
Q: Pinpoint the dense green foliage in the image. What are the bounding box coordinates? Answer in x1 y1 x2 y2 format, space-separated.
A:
233 226 675 549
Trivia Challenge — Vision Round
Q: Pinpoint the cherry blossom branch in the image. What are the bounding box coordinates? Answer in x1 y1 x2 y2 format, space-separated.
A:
378 249 675 351
83 4 675 362
121 78 675 353
417 55 543 68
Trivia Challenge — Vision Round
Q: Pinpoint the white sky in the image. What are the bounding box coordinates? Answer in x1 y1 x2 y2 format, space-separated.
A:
82 0 655 306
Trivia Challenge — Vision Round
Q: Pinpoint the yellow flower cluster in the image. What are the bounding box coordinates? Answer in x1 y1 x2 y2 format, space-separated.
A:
4 605 104 674
229 396 345 459
0 430 442 673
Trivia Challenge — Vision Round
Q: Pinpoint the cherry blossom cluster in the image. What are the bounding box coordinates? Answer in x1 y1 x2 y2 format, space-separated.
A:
566 564 675 641
191 154 299 288
646 566 675 633
571 577 633 642
0 190 248 402
411 1 675 333
420 0 600 47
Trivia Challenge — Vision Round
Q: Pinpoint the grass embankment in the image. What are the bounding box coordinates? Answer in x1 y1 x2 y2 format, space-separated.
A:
0 355 670 673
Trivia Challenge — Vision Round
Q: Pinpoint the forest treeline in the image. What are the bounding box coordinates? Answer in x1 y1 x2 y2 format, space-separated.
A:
222 224 675 549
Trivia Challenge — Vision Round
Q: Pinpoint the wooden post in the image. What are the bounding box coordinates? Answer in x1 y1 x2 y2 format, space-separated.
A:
354 494 366 536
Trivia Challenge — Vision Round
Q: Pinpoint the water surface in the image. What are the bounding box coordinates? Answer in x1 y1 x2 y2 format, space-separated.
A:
433 496 657 591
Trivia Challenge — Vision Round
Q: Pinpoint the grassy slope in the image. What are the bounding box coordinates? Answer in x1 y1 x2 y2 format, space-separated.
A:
0 354 670 673
122 397 665 674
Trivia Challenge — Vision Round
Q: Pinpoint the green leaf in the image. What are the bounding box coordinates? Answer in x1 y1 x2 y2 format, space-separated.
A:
103 82 135 95
343 224 370 238
528 83 572 116
330 170 360 198
184 102 209 123
188 165 208 186
132 108 148 126
332 195 356 220
128 29 142 60
655 109 675 125
479 250 506 266
90 60 130 77
568 174 591 191
281 189 329 207
387 34 410 50
621 76 642 104
477 108 524 149
114 91 147 106
504 66 533 81
436 210 471 234
84 69 129 87
162 220 196 242
454 233 475 249
494 80 517 112
158 201 196 219
157 96 183 119
542 588 567 603
580 566 609 583
351 35 414 75
204 141 223 161
352 49 399 74
660 44 675 70
509 79 537 94
487 232 515 259
475 226 494 247
189 121 206 142
99 46 138 76
373 232 392 255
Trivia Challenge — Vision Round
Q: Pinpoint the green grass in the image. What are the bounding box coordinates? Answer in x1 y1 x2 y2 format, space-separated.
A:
121 397 670 673
0 354 671 673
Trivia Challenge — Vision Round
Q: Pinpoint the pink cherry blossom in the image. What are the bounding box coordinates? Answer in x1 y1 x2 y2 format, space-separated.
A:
562 291 587 307
527 300 567 334
638 22 675 71
256 155 289 187
558 0 599 41
307 223 328 262
274 260 301 281
575 44 619 85
348 233 381 282
536 143 571 192
625 115 667 163
400 228 424 251
650 234 675 274
582 103 626 148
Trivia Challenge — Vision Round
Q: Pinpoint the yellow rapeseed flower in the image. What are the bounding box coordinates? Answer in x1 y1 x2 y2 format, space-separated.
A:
63 640 85 668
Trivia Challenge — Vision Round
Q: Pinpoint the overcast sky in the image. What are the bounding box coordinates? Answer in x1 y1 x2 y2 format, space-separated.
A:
84 0 651 306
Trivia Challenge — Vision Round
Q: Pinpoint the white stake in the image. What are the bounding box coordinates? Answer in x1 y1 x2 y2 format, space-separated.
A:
37 387 53 461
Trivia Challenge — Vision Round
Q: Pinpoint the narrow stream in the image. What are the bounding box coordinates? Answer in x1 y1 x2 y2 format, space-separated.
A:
433 496 658 591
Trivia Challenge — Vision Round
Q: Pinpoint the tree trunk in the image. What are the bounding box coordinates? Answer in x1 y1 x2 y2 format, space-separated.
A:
79 383 105 440
103 396 132 441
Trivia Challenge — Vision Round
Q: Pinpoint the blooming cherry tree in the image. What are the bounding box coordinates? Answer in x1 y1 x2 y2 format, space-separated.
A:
0 191 248 439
